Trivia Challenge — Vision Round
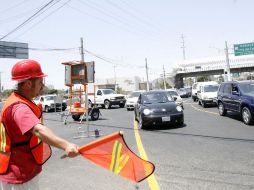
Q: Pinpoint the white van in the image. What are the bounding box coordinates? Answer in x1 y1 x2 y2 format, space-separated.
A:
196 81 219 107
191 83 198 101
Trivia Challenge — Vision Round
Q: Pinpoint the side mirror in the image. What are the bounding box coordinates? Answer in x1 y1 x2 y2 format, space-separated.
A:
173 97 177 101
232 91 239 96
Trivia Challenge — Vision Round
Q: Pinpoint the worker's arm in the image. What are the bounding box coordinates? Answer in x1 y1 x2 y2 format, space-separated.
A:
32 123 79 158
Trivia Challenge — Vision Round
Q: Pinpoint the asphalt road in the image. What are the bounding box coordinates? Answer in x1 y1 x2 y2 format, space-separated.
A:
1 99 254 189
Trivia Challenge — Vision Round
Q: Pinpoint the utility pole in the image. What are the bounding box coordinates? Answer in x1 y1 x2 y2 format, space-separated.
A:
145 58 149 91
163 65 166 90
80 37 89 134
224 41 231 81
180 34 186 60
80 37 85 62
113 64 117 92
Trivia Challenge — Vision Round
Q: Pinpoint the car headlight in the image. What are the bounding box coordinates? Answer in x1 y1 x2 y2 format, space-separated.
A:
110 97 116 100
143 109 151 115
176 106 182 112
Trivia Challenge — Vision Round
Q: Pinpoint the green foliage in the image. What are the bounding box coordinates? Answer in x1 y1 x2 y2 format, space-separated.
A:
0 89 13 99
116 86 127 94
197 76 209 82
159 80 171 89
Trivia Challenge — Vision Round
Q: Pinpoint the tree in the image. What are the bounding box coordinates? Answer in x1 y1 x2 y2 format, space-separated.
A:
1 89 13 99
159 80 171 89
197 76 209 82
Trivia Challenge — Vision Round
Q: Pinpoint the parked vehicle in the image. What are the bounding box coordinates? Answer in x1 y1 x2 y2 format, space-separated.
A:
191 83 198 101
217 80 254 125
197 81 219 107
88 89 126 109
134 90 184 129
33 94 67 112
177 88 189 98
184 87 192 97
165 89 183 108
126 90 145 111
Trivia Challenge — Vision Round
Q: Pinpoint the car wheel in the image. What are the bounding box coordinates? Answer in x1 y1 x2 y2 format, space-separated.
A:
139 116 143 129
201 101 206 108
104 100 111 109
119 103 125 108
177 120 184 127
45 106 49 113
91 110 99 121
198 100 201 105
72 115 80 121
218 102 227 116
242 107 253 125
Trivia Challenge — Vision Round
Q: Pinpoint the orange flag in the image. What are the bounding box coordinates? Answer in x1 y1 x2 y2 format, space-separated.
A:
78 131 155 182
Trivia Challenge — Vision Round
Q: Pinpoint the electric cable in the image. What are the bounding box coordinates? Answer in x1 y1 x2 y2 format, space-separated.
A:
0 0 59 40
12 0 71 40
0 0 30 14
106 0 160 34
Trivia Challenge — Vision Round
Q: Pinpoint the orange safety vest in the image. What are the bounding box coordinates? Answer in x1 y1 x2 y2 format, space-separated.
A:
0 92 51 174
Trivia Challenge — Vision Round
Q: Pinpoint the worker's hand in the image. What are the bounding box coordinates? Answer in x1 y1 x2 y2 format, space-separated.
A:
62 143 79 158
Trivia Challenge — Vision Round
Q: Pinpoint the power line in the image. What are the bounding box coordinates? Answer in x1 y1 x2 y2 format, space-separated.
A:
120 0 167 31
0 43 149 70
106 0 160 34
0 0 30 14
78 0 130 26
0 0 59 40
12 0 71 40
70 1 158 41
0 8 39 24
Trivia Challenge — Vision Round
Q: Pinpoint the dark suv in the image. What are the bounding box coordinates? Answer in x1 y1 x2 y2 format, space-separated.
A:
217 80 254 125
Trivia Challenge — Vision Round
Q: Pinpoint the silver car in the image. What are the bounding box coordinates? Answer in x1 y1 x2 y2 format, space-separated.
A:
126 90 145 111
166 89 183 108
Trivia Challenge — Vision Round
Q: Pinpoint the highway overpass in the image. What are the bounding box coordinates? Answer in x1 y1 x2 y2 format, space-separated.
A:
173 54 254 88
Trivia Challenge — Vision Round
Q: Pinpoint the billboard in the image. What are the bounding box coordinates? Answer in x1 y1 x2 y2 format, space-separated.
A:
0 41 28 59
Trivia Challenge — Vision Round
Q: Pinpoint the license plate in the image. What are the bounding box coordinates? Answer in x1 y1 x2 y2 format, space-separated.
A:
162 116 170 122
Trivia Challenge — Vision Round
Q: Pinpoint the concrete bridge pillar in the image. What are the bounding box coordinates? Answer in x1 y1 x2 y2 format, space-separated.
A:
174 74 184 89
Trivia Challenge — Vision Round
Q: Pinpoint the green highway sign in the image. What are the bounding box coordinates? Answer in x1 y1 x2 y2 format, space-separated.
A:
234 42 254 56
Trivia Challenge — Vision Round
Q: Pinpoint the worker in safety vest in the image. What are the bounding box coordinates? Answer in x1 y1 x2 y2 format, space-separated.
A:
0 60 79 190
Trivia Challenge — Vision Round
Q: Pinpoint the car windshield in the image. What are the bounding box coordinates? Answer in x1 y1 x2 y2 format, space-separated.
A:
239 82 254 93
45 96 56 100
142 92 170 104
34 97 40 101
166 91 178 96
129 92 142 98
178 88 187 94
204 85 219 92
102 89 116 94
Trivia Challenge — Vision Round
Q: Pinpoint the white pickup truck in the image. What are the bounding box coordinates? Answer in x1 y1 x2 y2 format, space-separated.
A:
88 89 126 109
33 94 67 112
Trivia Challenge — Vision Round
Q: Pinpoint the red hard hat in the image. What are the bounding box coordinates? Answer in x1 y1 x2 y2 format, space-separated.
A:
11 60 47 81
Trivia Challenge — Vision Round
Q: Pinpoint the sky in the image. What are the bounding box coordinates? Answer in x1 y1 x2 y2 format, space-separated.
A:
0 0 254 90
